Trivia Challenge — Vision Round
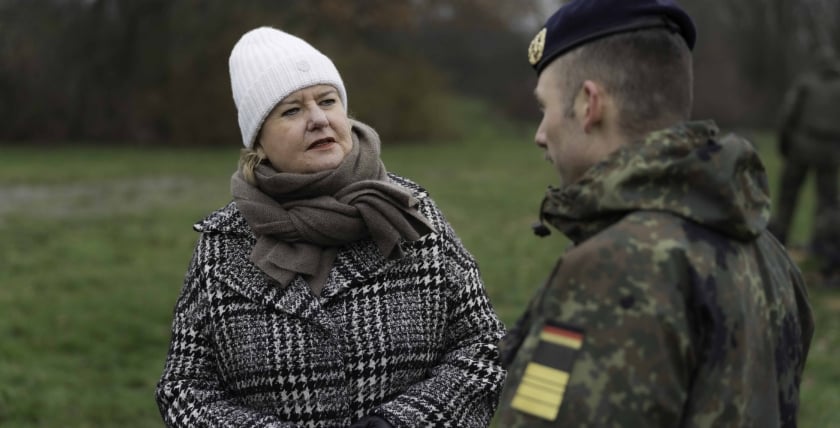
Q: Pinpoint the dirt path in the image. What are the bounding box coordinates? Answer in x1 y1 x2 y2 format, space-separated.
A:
0 176 221 220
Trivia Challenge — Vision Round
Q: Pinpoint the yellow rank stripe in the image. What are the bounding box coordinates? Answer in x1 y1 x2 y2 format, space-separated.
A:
539 329 583 349
511 362 570 421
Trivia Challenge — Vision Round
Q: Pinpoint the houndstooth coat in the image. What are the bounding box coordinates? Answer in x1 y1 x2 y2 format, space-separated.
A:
155 175 507 427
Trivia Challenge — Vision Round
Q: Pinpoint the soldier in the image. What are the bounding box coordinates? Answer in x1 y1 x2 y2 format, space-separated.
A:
770 46 840 285
495 0 815 426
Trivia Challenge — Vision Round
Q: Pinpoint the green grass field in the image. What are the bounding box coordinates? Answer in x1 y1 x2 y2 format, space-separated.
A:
0 129 837 427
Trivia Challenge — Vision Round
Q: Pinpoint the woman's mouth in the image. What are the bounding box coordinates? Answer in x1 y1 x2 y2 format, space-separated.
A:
307 137 336 150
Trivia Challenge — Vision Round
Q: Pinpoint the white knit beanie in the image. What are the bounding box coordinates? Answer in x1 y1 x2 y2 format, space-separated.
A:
229 27 348 149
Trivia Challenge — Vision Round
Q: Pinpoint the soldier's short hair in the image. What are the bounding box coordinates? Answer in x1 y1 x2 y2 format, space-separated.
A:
551 28 693 140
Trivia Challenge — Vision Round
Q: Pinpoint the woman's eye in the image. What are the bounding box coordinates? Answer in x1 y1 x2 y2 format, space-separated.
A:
319 98 336 107
281 107 299 117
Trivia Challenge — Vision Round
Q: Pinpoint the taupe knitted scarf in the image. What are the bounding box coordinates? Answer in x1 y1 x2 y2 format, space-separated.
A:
230 120 435 294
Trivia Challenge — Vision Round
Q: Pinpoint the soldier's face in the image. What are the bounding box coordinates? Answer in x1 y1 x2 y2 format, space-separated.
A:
534 61 617 187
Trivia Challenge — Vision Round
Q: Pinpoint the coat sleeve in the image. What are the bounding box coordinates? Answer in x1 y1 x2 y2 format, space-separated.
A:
371 222 507 427
497 305 534 369
155 236 299 428
498 263 561 369
496 236 695 427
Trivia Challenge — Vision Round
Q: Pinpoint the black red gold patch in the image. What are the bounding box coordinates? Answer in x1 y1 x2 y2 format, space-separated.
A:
511 322 584 421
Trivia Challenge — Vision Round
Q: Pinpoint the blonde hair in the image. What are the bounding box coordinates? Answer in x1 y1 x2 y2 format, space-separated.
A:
238 145 268 185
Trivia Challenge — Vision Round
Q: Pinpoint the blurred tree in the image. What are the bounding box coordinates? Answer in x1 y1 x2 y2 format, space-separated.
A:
0 0 173 141
1 0 70 140
689 0 840 126
401 0 543 121
7 0 835 144
0 0 540 144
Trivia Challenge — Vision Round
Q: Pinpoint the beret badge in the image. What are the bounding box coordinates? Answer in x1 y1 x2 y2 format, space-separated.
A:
528 28 547 65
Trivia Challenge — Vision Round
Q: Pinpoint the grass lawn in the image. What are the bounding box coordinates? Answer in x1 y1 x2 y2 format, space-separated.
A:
0 128 836 427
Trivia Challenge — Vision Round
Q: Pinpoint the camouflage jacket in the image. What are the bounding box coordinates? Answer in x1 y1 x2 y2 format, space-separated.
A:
496 121 814 427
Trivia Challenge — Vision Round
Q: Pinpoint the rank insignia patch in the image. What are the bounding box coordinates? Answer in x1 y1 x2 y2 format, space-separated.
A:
511 322 584 421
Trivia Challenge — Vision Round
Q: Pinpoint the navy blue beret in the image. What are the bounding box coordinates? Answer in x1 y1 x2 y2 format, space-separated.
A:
528 0 696 74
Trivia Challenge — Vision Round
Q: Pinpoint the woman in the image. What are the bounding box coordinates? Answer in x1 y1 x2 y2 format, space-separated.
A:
155 27 506 428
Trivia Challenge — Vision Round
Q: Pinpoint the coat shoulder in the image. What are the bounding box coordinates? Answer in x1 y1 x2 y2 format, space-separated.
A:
387 172 429 199
193 201 251 235
387 172 449 230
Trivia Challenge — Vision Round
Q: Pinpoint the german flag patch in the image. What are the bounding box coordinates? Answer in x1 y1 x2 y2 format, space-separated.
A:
510 322 584 421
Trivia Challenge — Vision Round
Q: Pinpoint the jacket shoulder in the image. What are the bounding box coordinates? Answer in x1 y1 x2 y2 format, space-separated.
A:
580 211 691 253
557 211 693 292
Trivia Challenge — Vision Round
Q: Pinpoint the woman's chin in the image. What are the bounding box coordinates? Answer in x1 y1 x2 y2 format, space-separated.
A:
301 154 346 174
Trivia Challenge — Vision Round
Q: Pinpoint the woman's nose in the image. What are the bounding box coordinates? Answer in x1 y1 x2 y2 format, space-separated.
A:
308 106 328 130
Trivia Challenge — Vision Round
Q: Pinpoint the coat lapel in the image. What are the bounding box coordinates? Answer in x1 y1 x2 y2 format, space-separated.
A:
212 236 333 330
198 199 411 322
321 239 396 299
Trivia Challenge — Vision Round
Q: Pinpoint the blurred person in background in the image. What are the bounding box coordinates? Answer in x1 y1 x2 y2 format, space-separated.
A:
495 0 814 426
155 27 505 428
770 46 840 286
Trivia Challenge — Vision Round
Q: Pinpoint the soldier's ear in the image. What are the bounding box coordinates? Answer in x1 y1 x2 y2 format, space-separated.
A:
580 80 604 133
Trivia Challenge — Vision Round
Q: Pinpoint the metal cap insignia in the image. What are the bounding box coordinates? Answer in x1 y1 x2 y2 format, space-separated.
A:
528 28 547 65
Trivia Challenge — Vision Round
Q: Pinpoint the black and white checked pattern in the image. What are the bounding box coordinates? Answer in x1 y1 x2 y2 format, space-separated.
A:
156 174 506 428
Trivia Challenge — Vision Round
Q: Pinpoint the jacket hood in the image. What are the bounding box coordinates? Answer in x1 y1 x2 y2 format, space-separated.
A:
541 121 771 243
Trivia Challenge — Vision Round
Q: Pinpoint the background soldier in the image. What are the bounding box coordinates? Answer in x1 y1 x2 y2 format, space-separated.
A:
770 46 840 286
496 0 815 426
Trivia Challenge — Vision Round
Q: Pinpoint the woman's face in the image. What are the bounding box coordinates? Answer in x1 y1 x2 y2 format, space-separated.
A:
258 84 353 174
